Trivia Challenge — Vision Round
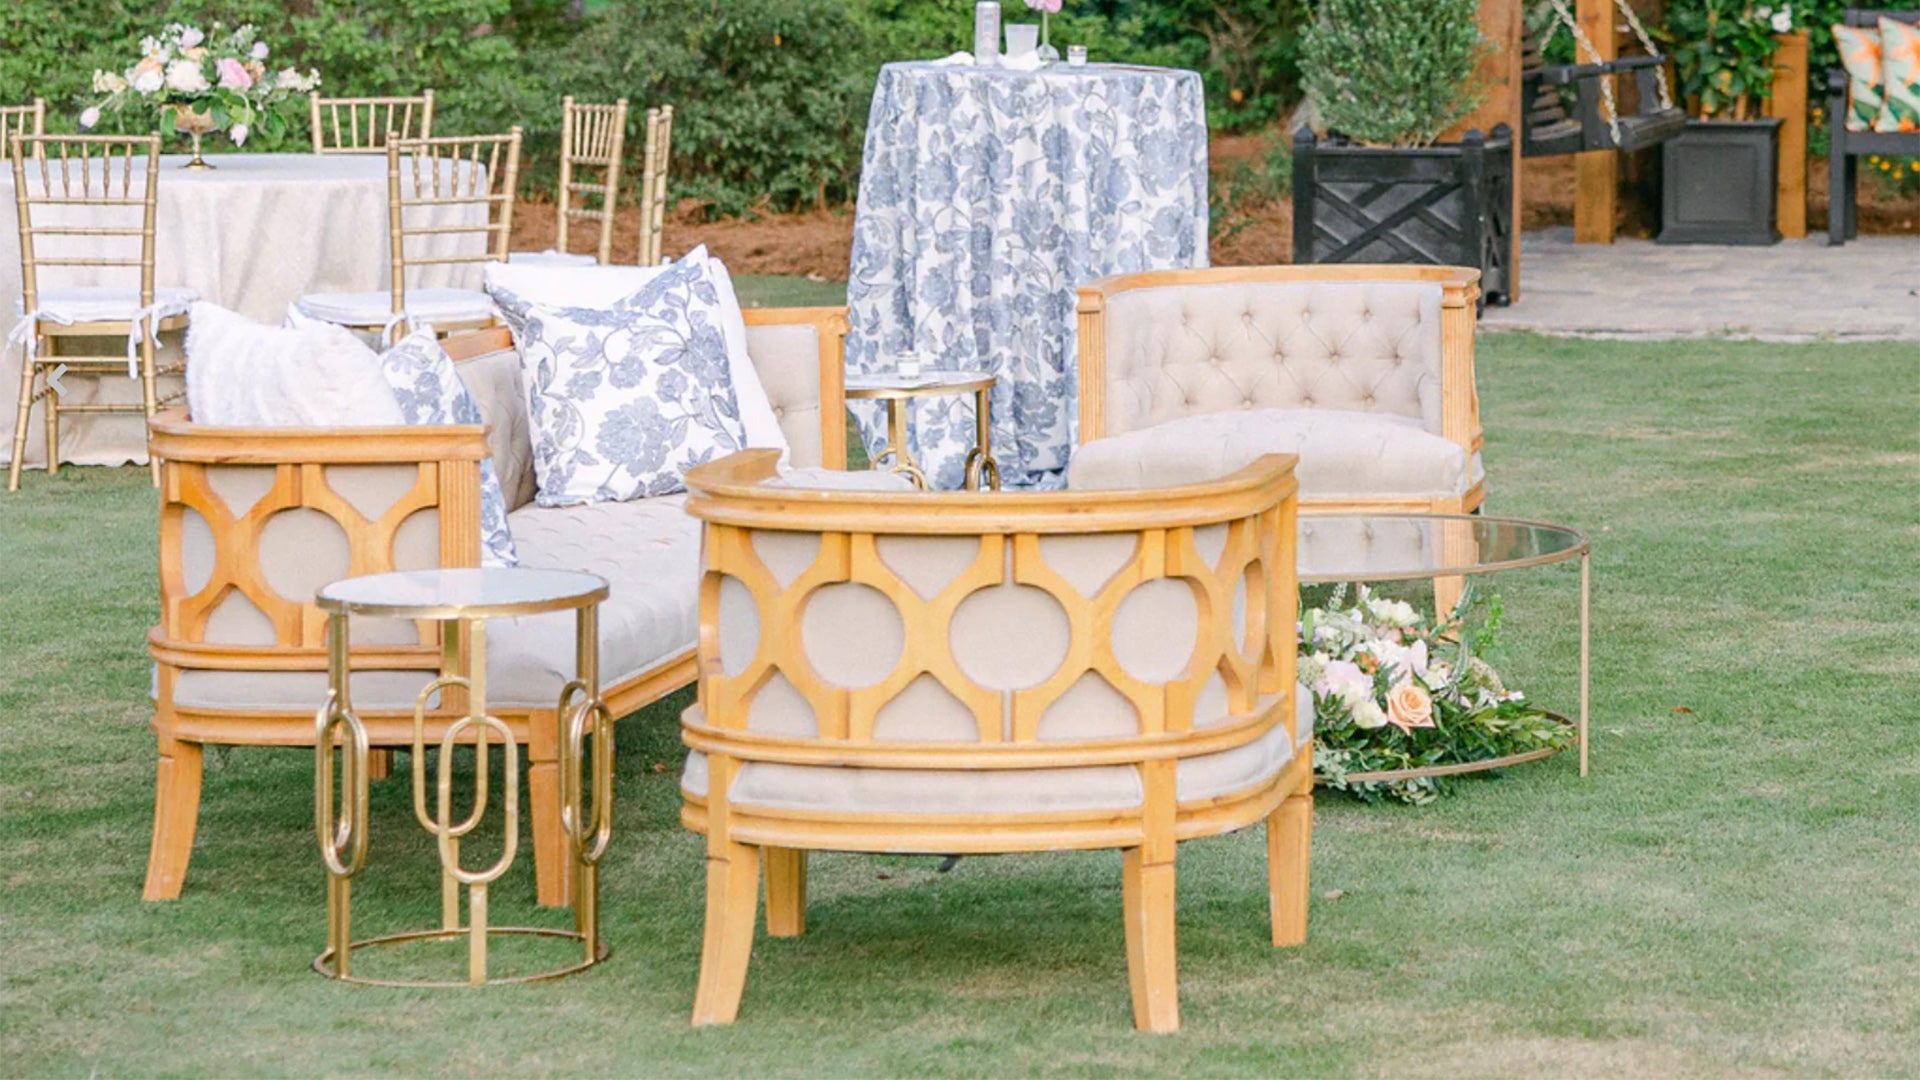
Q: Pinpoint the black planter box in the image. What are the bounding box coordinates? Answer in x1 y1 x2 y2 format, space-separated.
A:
1292 125 1514 305
1659 119 1782 245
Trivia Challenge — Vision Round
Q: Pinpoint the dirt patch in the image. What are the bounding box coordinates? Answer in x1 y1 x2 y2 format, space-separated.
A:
508 129 1915 280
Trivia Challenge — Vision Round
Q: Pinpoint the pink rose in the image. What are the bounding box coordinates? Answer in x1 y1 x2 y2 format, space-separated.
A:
215 57 253 91
1025 0 1062 11
1386 681 1435 733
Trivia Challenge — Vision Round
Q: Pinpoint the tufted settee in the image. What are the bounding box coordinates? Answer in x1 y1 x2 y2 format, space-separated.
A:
142 310 857 904
1069 265 1484 517
677 449 1311 1033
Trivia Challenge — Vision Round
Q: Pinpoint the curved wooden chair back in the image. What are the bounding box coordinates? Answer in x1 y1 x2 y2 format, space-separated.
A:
385 130 522 317
309 91 434 154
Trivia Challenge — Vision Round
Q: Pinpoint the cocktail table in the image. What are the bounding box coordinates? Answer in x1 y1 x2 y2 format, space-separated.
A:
1298 513 1592 776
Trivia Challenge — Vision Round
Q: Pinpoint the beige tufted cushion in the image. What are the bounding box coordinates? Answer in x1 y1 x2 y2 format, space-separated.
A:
1102 281 1444 438
680 692 1309 814
456 346 538 512
1068 409 1480 500
745 323 826 469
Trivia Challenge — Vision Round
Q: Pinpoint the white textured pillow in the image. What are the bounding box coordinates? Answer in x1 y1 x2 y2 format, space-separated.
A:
502 256 749 504
483 244 788 456
184 302 403 427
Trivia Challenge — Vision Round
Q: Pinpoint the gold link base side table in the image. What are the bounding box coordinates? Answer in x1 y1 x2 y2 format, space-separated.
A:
313 567 614 987
847 370 1000 490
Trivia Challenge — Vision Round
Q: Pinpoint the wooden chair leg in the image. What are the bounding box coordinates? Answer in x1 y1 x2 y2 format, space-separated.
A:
1122 847 1180 1033
691 841 762 1026
366 749 393 780
764 847 808 938
8 347 34 492
141 338 161 487
1268 791 1313 947
143 737 204 900
528 753 572 908
41 354 57 479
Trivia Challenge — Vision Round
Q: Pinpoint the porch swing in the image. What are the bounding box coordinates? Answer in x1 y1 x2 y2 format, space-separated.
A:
1521 0 1686 157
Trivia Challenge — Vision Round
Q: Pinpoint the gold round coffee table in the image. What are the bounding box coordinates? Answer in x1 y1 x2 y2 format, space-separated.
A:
312 567 613 987
846 370 999 490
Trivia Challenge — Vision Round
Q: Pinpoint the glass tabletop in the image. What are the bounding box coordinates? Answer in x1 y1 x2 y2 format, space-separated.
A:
1297 514 1588 583
316 568 610 619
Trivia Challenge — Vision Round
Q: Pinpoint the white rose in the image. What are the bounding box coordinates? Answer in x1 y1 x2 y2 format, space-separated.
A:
1770 8 1793 32
229 123 249 146
164 59 210 94
1422 660 1454 690
1351 700 1390 730
251 41 270 60
79 107 101 130
177 26 205 48
131 68 165 95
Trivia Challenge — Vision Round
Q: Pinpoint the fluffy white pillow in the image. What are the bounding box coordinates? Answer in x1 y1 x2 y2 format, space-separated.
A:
184 302 403 427
502 256 750 504
483 245 788 456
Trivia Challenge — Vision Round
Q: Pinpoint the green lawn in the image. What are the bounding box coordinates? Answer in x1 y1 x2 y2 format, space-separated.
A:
3 331 1918 1077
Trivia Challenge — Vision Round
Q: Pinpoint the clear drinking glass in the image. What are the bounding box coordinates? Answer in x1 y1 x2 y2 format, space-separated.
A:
1004 24 1039 59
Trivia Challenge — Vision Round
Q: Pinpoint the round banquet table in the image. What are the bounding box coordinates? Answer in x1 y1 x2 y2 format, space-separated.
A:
0 152 484 470
845 60 1210 490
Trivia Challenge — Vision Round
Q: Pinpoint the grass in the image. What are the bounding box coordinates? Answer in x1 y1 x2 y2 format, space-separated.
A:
3 330 1919 1077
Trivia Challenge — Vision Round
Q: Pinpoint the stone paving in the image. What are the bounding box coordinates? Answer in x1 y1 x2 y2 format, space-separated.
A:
1480 227 1919 342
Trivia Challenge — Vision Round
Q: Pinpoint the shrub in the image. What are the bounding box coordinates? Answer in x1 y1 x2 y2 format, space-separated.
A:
1660 0 1789 120
1128 0 1310 131
1299 0 1488 147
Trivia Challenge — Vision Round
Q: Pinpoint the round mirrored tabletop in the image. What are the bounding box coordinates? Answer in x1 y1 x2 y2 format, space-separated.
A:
1298 513 1589 583
315 567 610 620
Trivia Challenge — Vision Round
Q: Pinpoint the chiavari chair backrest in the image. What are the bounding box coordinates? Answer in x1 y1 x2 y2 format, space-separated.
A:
9 134 160 316
310 91 435 154
638 104 674 266
386 129 522 315
2 100 47 158
556 96 628 265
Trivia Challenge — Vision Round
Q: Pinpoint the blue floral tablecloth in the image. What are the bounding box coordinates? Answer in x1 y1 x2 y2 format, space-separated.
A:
846 60 1209 489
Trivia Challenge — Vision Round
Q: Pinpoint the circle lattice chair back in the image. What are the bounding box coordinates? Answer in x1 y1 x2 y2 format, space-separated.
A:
679 449 1314 1033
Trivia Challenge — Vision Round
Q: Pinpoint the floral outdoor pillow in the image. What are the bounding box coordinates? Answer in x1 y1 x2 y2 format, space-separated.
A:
377 329 519 567
1834 23 1885 131
497 256 747 505
1877 17 1920 133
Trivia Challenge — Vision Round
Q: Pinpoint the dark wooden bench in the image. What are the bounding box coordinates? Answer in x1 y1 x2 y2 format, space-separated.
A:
1828 9 1920 244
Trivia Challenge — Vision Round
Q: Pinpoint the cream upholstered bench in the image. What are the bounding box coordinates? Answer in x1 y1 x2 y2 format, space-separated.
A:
677 449 1313 1034
1070 265 1484 516
143 310 850 904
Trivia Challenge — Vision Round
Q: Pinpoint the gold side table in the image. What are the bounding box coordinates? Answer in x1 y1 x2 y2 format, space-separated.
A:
313 567 613 987
847 370 1000 490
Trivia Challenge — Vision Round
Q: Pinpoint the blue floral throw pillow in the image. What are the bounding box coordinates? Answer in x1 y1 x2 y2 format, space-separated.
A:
493 257 747 505
377 330 518 567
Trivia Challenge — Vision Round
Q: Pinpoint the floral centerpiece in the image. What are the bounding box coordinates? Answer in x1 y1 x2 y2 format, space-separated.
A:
1024 0 1062 63
81 23 319 168
1301 585 1572 805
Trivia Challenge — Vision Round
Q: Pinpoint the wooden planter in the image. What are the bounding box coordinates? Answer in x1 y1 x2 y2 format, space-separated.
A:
1292 126 1514 306
1659 119 1783 246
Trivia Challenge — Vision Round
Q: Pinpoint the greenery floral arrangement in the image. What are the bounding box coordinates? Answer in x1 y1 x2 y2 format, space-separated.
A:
1298 0 1488 147
1302 585 1572 805
80 22 319 148
1659 1 1800 120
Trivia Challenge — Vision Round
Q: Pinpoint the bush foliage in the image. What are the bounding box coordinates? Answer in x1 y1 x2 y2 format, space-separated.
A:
1300 0 1488 147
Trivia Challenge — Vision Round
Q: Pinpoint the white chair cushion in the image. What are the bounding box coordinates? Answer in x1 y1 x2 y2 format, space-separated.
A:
680 692 1310 815
183 302 404 427
507 250 599 267
292 287 494 328
484 245 790 458
29 284 197 324
1068 408 1481 501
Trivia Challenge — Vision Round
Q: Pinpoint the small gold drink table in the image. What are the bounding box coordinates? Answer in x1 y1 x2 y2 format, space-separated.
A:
313 567 613 987
1298 514 1593 777
846 370 999 490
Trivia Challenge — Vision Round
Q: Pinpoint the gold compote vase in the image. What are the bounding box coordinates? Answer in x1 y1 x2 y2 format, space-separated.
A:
170 105 218 170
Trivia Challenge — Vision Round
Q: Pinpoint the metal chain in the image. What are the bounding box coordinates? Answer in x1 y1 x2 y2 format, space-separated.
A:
1548 0 1622 145
1611 0 1675 109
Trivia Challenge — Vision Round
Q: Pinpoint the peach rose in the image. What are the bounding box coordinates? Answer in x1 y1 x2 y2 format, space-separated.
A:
1386 681 1434 733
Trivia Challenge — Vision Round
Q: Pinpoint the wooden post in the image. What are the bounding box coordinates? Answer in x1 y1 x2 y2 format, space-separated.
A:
1573 0 1618 243
1769 31 1809 239
1450 0 1524 299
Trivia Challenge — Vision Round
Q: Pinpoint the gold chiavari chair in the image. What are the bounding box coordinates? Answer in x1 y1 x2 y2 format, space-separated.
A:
638 104 674 266
509 96 628 267
292 130 522 344
308 90 435 154
7 134 196 491
1 99 47 152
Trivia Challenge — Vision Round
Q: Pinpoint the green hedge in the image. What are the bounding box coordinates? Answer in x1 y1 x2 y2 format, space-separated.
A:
2 0 1308 215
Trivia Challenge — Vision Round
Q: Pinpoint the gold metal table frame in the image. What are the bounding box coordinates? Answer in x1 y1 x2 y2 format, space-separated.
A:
313 568 613 987
847 371 1000 490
